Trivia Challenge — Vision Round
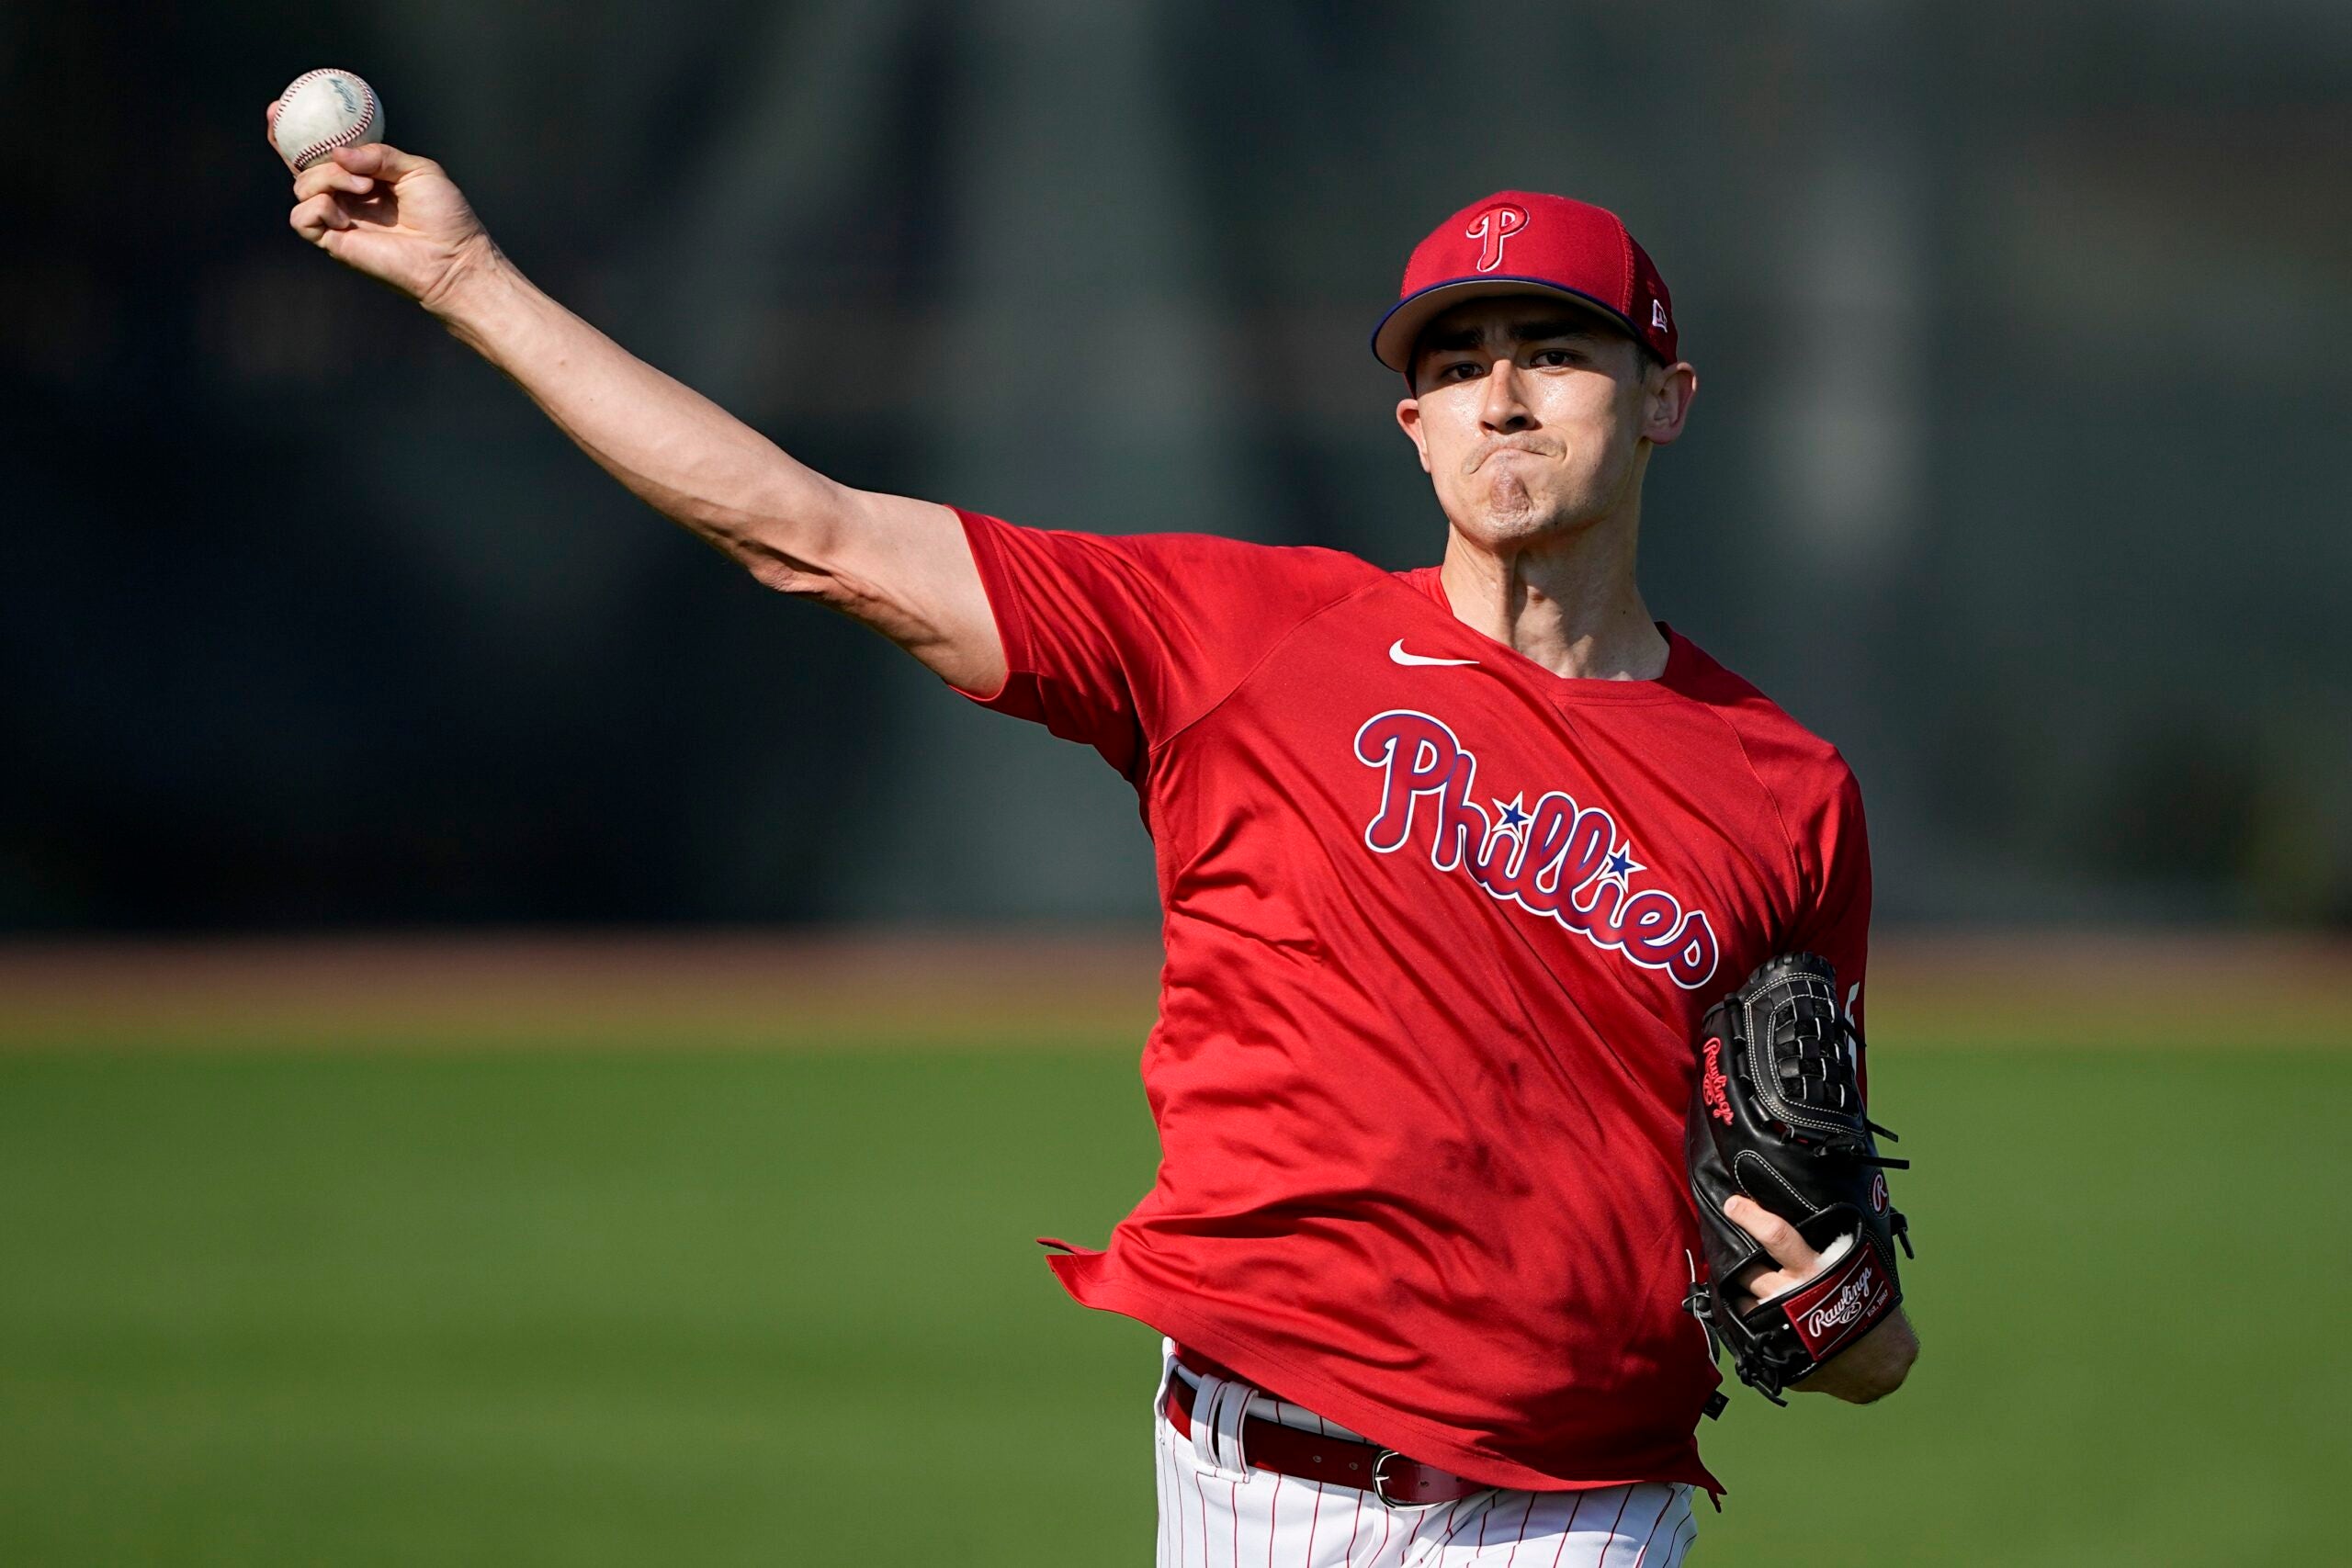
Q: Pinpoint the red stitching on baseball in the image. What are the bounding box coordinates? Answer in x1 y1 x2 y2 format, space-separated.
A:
277 69 379 169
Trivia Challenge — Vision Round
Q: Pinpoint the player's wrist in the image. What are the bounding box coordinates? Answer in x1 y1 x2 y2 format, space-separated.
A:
423 235 526 336
1798 1308 1917 1403
419 231 506 316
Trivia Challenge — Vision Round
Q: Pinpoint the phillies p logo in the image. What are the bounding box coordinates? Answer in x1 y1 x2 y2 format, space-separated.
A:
1466 204 1528 274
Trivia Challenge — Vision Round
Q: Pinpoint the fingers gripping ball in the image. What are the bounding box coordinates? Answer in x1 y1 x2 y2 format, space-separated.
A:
1683 953 1914 1403
273 69 383 171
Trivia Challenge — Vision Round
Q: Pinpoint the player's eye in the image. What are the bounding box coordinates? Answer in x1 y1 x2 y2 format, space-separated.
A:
1529 347 1578 367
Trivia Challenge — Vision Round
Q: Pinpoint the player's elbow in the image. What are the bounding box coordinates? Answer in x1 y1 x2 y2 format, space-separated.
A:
699 473 860 603
729 505 856 607
739 542 841 602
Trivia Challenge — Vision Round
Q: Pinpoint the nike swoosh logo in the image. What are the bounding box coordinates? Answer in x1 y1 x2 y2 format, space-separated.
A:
1388 639 1479 667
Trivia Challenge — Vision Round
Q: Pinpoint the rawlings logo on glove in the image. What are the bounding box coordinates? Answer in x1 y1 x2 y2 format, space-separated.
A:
1700 1038 1733 1125
1682 953 1914 1404
1784 1253 1891 1355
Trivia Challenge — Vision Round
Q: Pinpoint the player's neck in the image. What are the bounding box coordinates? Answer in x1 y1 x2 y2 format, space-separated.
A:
1436 502 1667 682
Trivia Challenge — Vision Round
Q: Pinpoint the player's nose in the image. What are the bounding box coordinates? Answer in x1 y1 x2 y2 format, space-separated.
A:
1477 358 1534 433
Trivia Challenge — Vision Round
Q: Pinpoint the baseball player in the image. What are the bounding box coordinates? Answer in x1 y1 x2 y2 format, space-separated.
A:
280 108 1918 1561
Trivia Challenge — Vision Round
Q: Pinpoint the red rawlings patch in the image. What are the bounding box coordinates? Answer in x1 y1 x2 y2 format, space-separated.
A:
1701 1038 1734 1124
1870 1171 1889 1213
1781 1244 1894 1359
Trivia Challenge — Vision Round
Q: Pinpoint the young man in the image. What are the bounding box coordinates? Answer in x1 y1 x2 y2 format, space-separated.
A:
281 114 1917 1562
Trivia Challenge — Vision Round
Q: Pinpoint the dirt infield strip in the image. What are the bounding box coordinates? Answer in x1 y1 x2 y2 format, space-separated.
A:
0 930 2345 1050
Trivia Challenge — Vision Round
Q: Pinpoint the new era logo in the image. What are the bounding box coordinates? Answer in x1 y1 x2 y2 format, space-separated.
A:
1651 299 1668 331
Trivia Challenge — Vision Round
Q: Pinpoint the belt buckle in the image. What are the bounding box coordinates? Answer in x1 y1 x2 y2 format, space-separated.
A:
1370 1450 1412 1507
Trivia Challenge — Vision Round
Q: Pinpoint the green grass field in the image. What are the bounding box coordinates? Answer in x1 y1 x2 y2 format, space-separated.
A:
0 1040 2340 1565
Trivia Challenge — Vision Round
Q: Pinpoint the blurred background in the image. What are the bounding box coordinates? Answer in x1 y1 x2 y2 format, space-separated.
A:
6 0 2351 930
1 3 2346 1565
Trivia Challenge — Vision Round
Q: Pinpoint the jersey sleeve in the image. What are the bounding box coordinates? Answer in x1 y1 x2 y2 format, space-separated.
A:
949 509 1375 779
1786 757 1874 1067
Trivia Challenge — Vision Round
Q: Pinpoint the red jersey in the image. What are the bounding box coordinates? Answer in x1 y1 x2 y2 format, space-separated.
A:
952 510 1871 1495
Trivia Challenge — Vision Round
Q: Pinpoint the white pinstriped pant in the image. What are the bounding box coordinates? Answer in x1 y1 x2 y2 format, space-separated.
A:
1152 1344 1699 1567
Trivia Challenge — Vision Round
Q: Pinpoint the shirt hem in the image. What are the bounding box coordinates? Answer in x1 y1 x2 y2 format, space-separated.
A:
1045 1251 1724 1496
945 506 1029 705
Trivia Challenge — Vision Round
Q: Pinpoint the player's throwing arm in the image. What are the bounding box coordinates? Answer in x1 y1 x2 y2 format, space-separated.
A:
267 72 1005 696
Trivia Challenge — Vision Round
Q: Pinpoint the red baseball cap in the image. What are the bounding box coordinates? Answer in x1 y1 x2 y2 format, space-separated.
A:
1371 190 1678 375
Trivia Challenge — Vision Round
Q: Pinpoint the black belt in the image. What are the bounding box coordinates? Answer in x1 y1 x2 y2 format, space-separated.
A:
1164 1369 1487 1506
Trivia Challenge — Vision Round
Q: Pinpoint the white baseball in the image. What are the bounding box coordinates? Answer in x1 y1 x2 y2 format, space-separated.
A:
272 69 384 171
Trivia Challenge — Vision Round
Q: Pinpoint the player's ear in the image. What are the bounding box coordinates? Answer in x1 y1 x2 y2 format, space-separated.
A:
1395 398 1435 474
1639 361 1698 447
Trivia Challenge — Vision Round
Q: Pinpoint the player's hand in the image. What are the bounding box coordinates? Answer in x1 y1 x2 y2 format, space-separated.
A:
1720 1194 1829 1304
269 99 496 312
1723 1194 1918 1400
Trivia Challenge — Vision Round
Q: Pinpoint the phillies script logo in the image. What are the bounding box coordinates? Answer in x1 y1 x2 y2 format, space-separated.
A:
1466 203 1528 274
1353 710 1720 989
1701 1039 1734 1123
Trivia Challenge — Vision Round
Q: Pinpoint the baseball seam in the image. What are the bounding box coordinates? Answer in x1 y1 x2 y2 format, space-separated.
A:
277 69 379 169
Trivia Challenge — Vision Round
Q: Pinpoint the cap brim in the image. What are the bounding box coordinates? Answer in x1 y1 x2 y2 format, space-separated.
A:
1370 276 1642 375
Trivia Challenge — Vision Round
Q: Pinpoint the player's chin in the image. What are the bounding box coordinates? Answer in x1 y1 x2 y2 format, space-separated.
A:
1457 493 1593 548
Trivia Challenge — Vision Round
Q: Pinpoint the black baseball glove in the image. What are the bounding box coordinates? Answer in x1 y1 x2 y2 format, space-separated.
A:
1684 953 1912 1403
